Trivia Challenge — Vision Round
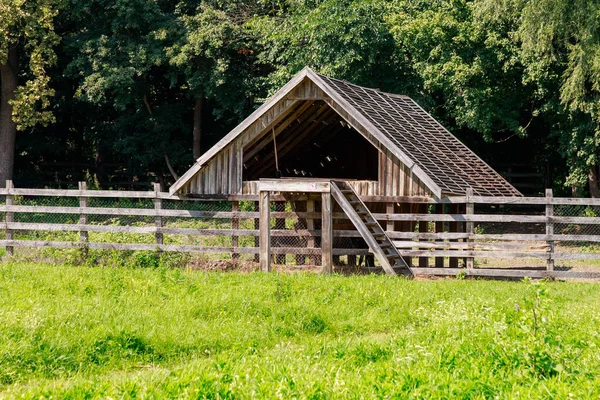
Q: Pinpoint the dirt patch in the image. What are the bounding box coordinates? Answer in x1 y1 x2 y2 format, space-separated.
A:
187 259 260 273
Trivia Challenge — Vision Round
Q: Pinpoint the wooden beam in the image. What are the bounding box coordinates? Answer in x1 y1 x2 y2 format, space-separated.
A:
259 191 271 272
321 191 333 273
435 204 444 268
232 201 239 260
259 180 330 193
254 201 260 262
449 204 459 268
418 203 428 267
154 183 163 247
79 182 89 256
410 268 600 279
546 188 554 271
465 188 474 269
5 180 13 256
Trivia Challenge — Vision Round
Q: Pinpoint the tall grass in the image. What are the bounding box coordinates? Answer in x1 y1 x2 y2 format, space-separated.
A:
0 263 599 398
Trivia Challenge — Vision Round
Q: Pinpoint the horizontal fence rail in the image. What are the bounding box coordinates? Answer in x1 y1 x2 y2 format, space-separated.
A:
2 181 600 278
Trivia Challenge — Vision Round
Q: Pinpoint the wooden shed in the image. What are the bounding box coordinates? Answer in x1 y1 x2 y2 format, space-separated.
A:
170 67 519 199
169 68 520 275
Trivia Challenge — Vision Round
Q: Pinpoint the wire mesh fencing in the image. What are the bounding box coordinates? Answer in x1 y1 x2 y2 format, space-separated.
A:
3 185 600 278
0 191 265 269
266 199 322 269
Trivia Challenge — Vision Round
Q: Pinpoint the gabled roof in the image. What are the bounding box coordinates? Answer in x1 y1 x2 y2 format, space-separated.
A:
170 67 520 197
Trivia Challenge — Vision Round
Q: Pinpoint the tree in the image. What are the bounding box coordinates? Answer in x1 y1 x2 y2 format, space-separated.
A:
63 0 264 187
168 3 263 160
0 0 61 187
478 0 600 195
250 0 415 95
388 0 532 140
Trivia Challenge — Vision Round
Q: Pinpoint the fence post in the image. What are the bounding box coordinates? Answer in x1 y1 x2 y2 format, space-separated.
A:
321 191 332 274
231 201 239 261
78 181 89 256
385 202 395 269
418 203 428 267
449 204 459 268
259 190 271 272
546 188 554 271
435 204 444 268
465 188 474 269
5 180 13 256
153 183 163 248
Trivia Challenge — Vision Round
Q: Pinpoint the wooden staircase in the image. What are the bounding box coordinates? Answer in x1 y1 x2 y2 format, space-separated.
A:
330 181 412 276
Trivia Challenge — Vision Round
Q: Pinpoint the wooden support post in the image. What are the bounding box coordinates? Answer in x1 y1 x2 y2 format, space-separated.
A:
254 201 260 262
379 202 395 268
386 202 395 232
78 181 89 257
153 183 163 248
396 203 412 268
418 203 428 268
231 201 239 260
5 180 13 257
449 204 459 268
321 191 333 274
306 198 317 265
259 190 271 272
435 204 444 268
546 188 554 271
466 188 474 269
275 201 286 264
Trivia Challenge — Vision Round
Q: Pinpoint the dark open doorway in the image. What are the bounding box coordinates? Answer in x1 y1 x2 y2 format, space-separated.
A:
242 100 378 181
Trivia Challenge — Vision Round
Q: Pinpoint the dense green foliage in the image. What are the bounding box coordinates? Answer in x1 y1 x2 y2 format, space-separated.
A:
1 0 600 194
0 263 599 397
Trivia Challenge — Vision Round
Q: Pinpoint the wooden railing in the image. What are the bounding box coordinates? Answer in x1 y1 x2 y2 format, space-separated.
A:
2 182 600 278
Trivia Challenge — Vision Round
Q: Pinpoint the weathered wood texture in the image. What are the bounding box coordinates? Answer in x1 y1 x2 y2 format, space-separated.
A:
3 184 600 279
169 75 435 197
259 190 270 272
378 150 431 196
321 192 333 274
4 180 14 256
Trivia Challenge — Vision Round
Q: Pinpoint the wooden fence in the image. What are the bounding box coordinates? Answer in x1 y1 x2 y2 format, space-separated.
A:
2 181 600 278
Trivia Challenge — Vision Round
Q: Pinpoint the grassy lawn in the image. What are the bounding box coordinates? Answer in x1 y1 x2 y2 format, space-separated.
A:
0 263 599 398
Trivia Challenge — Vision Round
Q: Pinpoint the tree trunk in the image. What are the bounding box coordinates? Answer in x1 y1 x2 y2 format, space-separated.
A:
193 97 204 160
0 46 18 188
589 165 600 198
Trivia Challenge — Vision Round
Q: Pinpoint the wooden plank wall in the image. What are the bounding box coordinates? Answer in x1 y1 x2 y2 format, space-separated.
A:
183 143 242 195
378 149 431 196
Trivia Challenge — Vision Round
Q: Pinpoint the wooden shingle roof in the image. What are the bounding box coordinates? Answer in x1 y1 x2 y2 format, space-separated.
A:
317 74 521 197
170 67 520 197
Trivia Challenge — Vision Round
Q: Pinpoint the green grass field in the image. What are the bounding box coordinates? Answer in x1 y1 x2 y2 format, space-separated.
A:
1 263 600 398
